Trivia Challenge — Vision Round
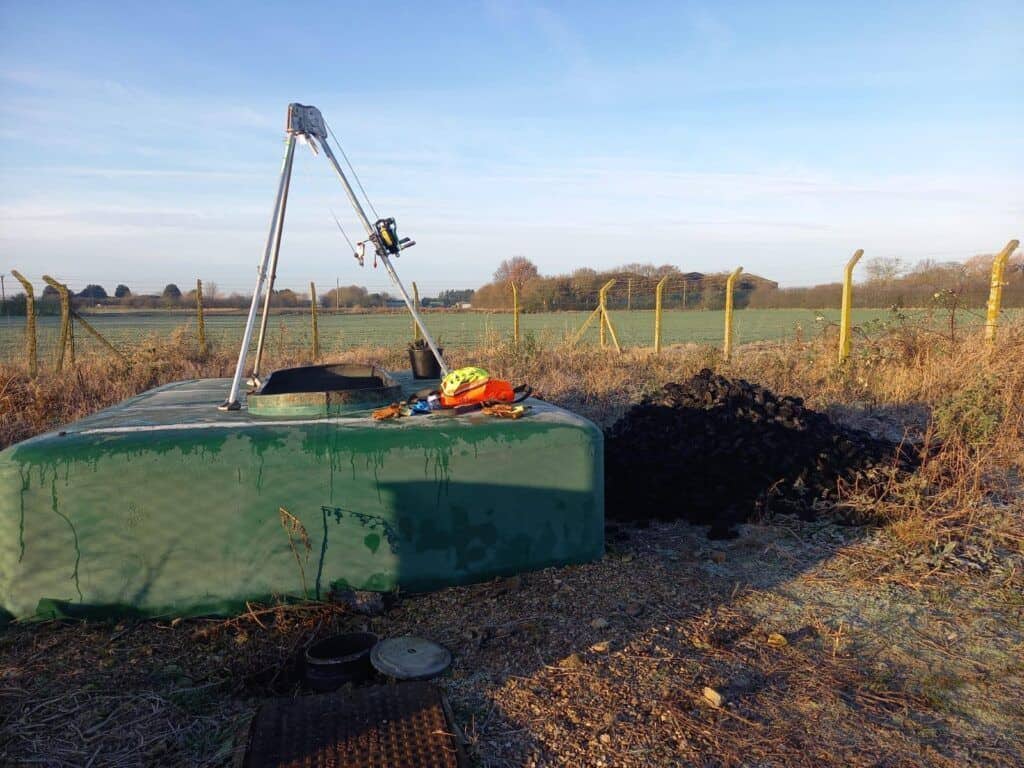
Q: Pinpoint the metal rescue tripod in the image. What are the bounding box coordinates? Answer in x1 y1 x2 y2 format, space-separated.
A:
220 103 448 410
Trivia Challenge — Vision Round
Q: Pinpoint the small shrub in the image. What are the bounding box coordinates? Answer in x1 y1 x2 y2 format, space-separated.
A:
933 376 1004 445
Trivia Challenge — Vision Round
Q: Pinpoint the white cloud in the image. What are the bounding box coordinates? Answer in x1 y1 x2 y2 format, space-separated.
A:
3 159 1019 290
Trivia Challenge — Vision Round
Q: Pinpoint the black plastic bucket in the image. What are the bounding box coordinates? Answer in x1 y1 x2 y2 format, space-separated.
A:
409 348 444 380
303 632 378 692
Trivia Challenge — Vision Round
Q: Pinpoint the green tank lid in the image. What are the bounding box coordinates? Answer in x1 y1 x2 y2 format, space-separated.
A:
247 363 403 418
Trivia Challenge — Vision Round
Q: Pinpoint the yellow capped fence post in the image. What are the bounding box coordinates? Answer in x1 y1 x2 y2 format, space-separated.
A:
654 275 668 354
603 305 622 353
598 280 622 351
196 279 207 357
985 240 1019 345
412 281 421 342
310 282 320 359
511 281 520 344
572 280 619 350
723 266 743 362
42 276 74 371
838 249 864 364
599 281 610 347
10 270 36 378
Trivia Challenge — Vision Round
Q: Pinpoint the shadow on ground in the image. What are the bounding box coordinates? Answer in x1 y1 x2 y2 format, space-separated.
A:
3 510 1020 767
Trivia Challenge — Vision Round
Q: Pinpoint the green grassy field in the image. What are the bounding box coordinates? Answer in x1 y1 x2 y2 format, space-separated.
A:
0 306 994 363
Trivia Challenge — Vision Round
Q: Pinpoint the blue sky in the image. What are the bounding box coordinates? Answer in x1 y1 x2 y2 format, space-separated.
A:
1 1 1020 295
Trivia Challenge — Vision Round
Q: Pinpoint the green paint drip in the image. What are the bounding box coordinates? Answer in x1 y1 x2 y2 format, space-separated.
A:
17 466 28 563
50 474 82 602
315 506 330 600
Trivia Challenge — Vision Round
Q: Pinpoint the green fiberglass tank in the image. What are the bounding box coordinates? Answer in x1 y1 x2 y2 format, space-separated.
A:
0 368 603 621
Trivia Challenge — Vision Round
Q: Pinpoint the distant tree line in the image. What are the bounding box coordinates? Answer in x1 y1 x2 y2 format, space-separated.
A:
0 280 479 315
3 251 1020 317
472 257 778 312
747 254 1024 309
0 281 299 315
470 252 1024 312
435 288 475 306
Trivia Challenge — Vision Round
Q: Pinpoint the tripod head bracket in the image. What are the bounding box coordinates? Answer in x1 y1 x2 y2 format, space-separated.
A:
286 103 327 140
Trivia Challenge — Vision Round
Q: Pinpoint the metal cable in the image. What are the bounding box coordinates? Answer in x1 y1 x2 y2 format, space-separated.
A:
324 121 380 220
329 207 358 253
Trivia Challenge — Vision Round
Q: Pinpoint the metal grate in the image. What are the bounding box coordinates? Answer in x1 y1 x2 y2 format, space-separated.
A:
243 682 465 768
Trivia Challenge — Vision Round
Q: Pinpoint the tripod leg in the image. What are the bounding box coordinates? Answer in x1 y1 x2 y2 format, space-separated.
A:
221 134 298 410
252 139 297 382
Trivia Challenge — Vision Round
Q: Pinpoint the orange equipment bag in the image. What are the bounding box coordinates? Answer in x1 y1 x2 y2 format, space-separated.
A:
439 379 516 408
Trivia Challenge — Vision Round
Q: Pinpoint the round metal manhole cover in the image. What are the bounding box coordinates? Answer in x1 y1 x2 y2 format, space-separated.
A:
371 637 452 680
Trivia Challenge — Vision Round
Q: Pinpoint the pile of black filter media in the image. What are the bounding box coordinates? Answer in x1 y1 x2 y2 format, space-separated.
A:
604 369 919 538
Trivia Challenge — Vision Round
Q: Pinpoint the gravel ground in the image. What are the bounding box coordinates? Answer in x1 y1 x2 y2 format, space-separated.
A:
2 516 1022 767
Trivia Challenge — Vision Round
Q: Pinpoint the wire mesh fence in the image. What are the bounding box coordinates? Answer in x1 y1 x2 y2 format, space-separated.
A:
0 303 1007 370
2 243 1020 371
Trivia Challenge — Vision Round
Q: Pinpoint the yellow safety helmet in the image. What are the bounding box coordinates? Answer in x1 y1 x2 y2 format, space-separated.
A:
441 366 491 397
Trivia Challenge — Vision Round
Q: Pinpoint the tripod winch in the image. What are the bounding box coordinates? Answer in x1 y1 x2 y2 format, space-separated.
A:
220 103 447 411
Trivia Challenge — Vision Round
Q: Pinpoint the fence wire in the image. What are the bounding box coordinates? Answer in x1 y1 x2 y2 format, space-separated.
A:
0 304 1006 369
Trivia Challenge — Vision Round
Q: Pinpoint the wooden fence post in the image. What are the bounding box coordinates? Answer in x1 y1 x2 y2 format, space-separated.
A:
511 282 520 344
10 270 36 377
196 279 207 357
654 275 668 354
985 239 1020 345
723 266 743 361
838 249 864 364
310 282 320 359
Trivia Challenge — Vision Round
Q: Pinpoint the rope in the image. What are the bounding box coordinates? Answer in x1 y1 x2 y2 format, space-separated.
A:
325 121 380 220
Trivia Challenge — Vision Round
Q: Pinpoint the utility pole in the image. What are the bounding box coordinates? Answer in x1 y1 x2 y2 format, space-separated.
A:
1 273 6 323
627 278 632 311
336 277 340 311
